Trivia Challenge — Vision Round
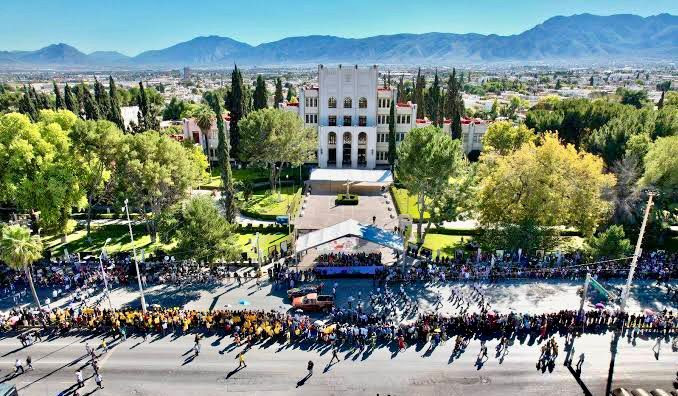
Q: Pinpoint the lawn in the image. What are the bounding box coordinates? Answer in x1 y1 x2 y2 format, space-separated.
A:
202 167 302 188
391 187 430 220
44 224 175 256
239 185 302 220
237 232 293 259
421 233 472 257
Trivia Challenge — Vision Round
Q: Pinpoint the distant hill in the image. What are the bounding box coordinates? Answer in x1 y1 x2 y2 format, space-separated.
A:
1 13 676 69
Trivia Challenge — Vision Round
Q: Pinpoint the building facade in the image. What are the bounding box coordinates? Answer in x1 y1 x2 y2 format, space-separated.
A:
283 65 419 169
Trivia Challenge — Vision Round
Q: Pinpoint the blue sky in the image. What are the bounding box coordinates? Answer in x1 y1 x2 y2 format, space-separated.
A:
1 0 676 55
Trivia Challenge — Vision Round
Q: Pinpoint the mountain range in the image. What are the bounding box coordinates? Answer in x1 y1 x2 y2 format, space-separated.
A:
1 13 676 69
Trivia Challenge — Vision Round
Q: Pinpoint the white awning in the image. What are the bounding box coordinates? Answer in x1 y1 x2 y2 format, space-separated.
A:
296 219 404 253
309 168 393 183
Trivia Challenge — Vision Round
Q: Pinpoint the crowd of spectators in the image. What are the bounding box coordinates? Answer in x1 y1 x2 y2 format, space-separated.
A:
315 252 383 267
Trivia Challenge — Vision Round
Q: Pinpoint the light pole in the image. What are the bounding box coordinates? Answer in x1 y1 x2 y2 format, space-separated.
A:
99 237 113 310
124 199 147 313
620 192 655 313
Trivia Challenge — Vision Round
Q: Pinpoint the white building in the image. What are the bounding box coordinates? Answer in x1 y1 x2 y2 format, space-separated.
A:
182 115 230 163
282 65 420 169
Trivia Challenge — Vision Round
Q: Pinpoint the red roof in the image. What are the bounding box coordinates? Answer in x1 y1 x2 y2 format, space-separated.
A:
377 88 391 91
416 119 428 124
286 102 299 106
396 102 411 107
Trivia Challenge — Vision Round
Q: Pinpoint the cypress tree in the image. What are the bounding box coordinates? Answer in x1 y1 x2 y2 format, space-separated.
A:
64 84 77 114
397 75 405 103
414 68 425 119
426 71 441 125
82 85 100 120
445 69 463 139
229 65 245 161
555 79 562 90
108 76 125 131
210 97 236 223
253 75 268 110
273 78 284 108
74 84 86 115
286 85 296 102
93 77 111 119
388 97 397 170
136 81 159 131
53 81 64 110
19 86 39 121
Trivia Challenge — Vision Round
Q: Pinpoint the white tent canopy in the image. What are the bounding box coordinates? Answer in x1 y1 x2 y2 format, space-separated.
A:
295 219 404 253
309 168 393 184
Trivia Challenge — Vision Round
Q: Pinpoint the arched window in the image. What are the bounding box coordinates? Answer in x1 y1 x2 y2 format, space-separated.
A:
343 132 352 144
328 132 336 145
343 97 352 108
328 97 337 108
358 97 367 109
358 132 367 145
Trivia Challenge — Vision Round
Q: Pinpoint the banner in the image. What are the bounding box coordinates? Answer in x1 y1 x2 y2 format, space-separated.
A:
314 265 384 276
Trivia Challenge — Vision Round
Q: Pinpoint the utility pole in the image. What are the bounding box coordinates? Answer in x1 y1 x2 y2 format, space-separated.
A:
619 192 655 313
124 199 147 313
99 238 113 310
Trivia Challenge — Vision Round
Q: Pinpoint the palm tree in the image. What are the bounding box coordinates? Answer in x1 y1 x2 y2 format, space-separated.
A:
194 105 216 174
0 225 44 309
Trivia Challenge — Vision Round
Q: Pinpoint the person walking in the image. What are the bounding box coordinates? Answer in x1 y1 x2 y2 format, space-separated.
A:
76 369 84 388
329 347 340 364
14 358 24 375
306 360 314 377
95 373 104 389
238 351 247 368
26 355 33 371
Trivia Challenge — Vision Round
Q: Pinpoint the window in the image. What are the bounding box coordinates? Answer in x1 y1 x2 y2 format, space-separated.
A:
344 97 352 108
328 132 336 145
305 114 309 123
306 97 317 107
399 133 405 141
376 151 389 161
314 114 318 123
377 133 388 143
358 132 367 145
359 97 367 109
328 116 337 126
358 116 367 127
397 115 401 124
328 97 337 108
406 115 411 124
343 116 352 126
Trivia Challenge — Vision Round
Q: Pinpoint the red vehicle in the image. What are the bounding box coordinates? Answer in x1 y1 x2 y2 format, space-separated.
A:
292 293 334 312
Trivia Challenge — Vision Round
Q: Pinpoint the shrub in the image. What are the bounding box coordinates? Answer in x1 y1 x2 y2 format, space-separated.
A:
335 193 359 205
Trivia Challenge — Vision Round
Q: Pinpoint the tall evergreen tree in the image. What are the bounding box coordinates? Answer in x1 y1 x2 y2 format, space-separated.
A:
93 77 111 119
82 85 100 120
108 76 125 131
31 86 50 110
273 78 284 108
135 81 159 131
388 97 397 169
414 68 425 119
53 81 64 110
286 85 296 102
426 71 441 125
210 98 236 222
229 65 245 161
445 69 464 139
397 75 405 103
19 86 39 121
253 75 268 110
64 84 77 115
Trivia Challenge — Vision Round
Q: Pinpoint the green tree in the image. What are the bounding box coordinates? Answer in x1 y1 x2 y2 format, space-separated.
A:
162 97 187 121
396 125 464 240
158 196 238 264
114 131 208 242
69 119 124 239
53 81 64 110
426 72 441 125
0 225 44 309
108 76 125 131
286 85 296 102
555 79 562 90
229 65 246 161
253 75 268 110
19 86 39 121
397 75 405 103
481 121 535 156
414 68 425 119
82 84 100 120
273 78 284 108
388 98 397 168
476 133 615 242
210 98 237 222
587 225 632 260
194 104 215 161
619 88 648 109
93 78 111 119
239 108 317 192
444 69 464 139
64 83 78 115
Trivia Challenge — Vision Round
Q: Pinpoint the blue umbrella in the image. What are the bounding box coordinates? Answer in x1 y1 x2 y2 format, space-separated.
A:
239 299 251 306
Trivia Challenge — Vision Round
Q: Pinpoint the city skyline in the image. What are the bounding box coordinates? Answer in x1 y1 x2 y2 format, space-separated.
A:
1 0 677 55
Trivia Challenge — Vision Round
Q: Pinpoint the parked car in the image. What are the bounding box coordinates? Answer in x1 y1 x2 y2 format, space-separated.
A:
287 284 322 299
292 293 334 312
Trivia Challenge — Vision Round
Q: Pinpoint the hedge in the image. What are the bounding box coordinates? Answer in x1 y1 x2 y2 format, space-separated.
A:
335 193 359 205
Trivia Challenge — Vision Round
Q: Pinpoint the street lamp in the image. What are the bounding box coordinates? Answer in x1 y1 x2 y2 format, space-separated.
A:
124 199 147 313
99 237 113 310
